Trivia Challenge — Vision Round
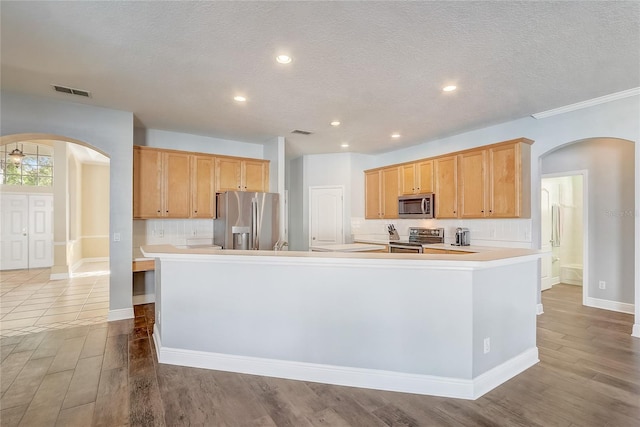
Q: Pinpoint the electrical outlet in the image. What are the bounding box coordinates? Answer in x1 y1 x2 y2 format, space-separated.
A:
599 280 606 290
113 232 120 242
483 337 491 354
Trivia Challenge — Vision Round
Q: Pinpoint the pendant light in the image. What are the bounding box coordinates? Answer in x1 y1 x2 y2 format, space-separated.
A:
8 143 25 164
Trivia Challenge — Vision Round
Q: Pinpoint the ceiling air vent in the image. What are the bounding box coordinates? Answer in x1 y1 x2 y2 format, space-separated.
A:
291 129 313 135
52 85 91 97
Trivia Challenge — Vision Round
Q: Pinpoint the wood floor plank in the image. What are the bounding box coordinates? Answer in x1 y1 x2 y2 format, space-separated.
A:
2 288 639 426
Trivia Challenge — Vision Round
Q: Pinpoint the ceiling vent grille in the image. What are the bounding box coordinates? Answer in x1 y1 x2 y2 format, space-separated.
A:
291 129 313 135
52 85 91 97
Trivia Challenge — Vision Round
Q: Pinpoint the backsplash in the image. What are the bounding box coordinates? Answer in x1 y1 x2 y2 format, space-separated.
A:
351 217 533 248
133 219 215 250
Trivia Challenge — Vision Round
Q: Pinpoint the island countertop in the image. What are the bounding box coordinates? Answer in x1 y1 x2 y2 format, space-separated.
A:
141 244 540 267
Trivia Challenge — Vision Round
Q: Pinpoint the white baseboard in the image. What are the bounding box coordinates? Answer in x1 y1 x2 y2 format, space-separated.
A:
562 279 582 286
551 276 561 285
632 324 640 338
133 294 155 305
471 348 539 399
108 307 134 321
536 304 544 315
49 272 70 280
585 297 634 314
153 329 537 400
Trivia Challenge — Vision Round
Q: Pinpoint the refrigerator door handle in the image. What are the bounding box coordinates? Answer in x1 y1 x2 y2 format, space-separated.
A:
252 199 258 250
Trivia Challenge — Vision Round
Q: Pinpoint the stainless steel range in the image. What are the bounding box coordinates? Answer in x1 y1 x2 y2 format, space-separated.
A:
388 227 444 254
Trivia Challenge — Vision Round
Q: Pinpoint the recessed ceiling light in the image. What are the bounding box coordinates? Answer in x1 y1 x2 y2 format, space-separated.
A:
341 143 349 148
443 85 457 92
391 133 401 138
276 55 292 64
331 121 341 126
233 95 246 102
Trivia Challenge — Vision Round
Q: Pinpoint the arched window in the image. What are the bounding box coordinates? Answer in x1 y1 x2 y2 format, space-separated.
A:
0 142 54 186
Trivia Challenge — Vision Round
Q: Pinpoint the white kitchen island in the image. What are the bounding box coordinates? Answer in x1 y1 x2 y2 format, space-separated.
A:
141 245 541 400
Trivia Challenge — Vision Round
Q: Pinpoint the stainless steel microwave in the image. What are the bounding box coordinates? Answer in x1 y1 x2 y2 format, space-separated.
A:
398 193 435 218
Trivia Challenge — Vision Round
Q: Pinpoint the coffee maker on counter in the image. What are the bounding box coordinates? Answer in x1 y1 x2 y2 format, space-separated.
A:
454 227 470 246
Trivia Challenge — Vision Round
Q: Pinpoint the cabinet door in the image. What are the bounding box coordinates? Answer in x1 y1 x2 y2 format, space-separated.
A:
216 158 242 192
416 160 433 193
458 150 487 218
489 143 520 217
244 160 269 192
381 167 399 219
163 152 191 218
191 155 215 218
364 171 381 219
434 156 458 218
133 148 162 218
400 164 416 195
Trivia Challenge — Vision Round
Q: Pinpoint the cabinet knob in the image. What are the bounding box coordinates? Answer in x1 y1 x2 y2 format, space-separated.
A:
481 210 484 213
166 210 169 213
157 210 160 213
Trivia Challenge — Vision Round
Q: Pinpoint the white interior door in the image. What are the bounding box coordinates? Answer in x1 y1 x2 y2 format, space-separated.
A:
0 193 53 270
29 195 53 268
310 186 344 247
1 194 29 270
540 187 553 291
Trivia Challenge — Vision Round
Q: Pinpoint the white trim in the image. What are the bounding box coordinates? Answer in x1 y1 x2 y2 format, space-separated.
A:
49 272 70 280
551 276 561 286
70 257 110 274
133 293 155 305
80 235 110 239
532 88 640 119
153 327 537 400
632 324 640 338
536 304 544 315
585 297 634 315
108 307 134 321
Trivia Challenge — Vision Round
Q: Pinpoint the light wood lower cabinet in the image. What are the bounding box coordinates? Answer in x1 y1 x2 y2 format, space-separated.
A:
365 167 399 219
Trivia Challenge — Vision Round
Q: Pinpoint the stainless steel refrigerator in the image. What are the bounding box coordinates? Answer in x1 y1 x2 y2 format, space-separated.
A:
214 191 280 250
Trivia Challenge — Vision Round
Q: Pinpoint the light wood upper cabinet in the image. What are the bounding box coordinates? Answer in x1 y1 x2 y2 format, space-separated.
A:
434 155 458 218
244 159 269 192
133 147 190 218
215 157 269 193
191 155 216 218
489 141 531 218
133 147 163 218
163 151 191 218
381 167 399 218
365 170 381 219
458 150 487 218
134 146 269 219
400 160 434 195
365 167 399 219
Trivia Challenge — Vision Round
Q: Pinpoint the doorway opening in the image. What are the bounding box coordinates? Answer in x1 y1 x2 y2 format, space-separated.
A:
0 136 110 337
541 172 587 304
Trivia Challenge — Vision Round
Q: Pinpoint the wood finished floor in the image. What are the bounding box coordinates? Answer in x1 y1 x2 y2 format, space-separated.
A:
1 284 639 426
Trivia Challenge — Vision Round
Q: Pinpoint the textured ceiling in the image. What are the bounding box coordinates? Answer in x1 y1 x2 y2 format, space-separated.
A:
1 1 639 158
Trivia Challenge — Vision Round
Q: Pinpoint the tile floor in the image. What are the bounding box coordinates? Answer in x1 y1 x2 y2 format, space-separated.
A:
0 263 109 338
